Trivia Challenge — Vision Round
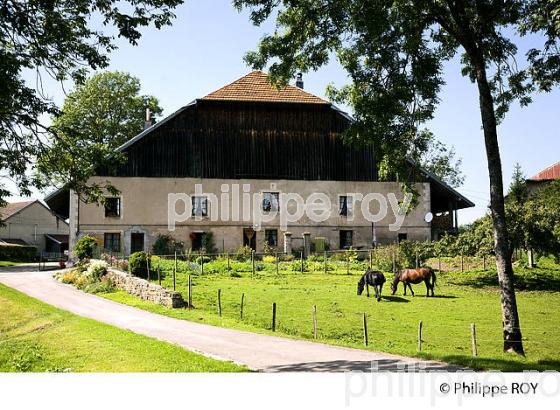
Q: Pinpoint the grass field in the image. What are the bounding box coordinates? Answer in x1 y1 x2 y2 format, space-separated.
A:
103 256 560 372
0 261 24 267
0 283 246 372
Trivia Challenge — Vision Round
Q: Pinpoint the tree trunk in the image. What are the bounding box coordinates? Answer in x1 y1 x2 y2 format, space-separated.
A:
473 58 525 355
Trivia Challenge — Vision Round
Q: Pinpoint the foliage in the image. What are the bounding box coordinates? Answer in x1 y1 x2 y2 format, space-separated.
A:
128 251 149 278
201 232 217 254
234 0 560 353
1 0 182 205
0 245 37 262
84 260 108 280
235 246 253 261
74 236 97 261
415 131 465 188
152 234 184 255
263 241 276 255
36 71 163 204
262 255 276 264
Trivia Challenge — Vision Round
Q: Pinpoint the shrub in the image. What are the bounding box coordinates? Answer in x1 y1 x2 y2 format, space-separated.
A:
74 274 91 289
60 270 79 284
0 244 37 262
201 232 217 254
74 235 97 261
152 234 184 255
195 255 211 265
129 251 149 278
262 255 276 264
84 277 115 294
84 259 107 280
235 246 253 261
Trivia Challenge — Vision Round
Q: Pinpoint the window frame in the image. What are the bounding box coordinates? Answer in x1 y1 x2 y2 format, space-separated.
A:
338 195 353 217
191 196 209 217
104 197 121 218
104 232 121 253
262 192 280 213
264 229 278 247
339 230 353 249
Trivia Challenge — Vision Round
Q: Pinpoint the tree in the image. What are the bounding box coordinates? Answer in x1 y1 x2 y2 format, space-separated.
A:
414 130 465 188
36 71 163 202
234 0 560 355
0 0 181 206
508 163 528 205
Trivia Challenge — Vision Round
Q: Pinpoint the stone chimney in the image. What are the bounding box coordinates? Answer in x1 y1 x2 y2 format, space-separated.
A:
295 73 304 89
144 108 152 130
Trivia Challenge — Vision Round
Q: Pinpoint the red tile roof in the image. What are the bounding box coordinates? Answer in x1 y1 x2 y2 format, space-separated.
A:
0 200 36 221
202 71 330 105
529 162 560 181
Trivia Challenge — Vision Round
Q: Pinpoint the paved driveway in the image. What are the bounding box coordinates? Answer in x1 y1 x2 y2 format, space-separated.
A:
0 266 465 372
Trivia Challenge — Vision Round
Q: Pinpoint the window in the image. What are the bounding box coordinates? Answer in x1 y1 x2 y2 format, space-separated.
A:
264 229 278 247
398 233 408 243
339 230 353 249
190 232 204 251
339 196 353 216
104 233 121 253
104 197 121 217
262 192 279 212
192 196 208 217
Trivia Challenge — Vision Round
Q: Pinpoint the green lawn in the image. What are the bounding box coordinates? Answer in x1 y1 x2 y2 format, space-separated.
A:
0 283 246 372
0 261 25 267
103 258 560 372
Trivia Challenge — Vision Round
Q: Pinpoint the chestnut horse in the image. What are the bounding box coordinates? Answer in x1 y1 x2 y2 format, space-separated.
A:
391 268 436 297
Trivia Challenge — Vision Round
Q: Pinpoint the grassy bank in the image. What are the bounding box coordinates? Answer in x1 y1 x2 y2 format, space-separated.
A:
103 260 560 372
0 283 246 372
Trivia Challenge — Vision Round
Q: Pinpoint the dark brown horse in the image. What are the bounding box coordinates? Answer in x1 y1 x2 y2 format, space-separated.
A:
358 270 386 302
391 268 436 297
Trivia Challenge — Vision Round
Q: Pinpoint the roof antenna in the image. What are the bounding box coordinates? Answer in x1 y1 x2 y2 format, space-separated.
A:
144 108 152 130
295 73 304 89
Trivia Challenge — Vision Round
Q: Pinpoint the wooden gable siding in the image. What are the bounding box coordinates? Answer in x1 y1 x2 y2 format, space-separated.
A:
99 101 377 181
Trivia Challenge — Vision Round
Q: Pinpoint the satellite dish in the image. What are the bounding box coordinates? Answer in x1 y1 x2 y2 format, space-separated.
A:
424 212 434 223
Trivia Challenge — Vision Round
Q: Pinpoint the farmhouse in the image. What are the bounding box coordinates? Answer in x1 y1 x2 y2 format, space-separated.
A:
46 71 473 256
0 200 69 254
527 162 560 196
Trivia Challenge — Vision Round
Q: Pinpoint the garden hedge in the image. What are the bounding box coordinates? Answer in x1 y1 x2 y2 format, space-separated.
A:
0 244 37 262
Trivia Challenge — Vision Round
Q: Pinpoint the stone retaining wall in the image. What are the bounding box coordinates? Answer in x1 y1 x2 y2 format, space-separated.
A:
107 268 185 308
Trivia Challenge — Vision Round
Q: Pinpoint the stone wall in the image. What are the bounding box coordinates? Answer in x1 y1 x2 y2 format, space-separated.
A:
106 268 185 308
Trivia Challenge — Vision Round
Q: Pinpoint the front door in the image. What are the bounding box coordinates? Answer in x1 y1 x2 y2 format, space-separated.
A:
130 233 145 254
243 228 256 251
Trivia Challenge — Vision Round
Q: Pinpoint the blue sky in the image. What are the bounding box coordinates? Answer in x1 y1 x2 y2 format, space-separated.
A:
13 0 560 224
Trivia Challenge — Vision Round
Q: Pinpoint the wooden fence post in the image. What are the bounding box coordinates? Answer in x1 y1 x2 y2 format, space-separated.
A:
369 250 372 269
392 249 396 274
272 302 277 332
346 252 350 275
201 252 205 275
227 252 230 271
461 248 465 272
301 251 304 273
324 251 328 274
275 252 279 275
240 293 244 320
416 251 419 269
217 289 222 317
157 263 161 286
438 255 442 272
418 320 423 352
188 274 192 309
471 323 478 357
313 305 317 339
363 313 368 347
173 265 176 291
483 255 487 270
252 250 255 276
174 250 177 273
146 258 150 281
